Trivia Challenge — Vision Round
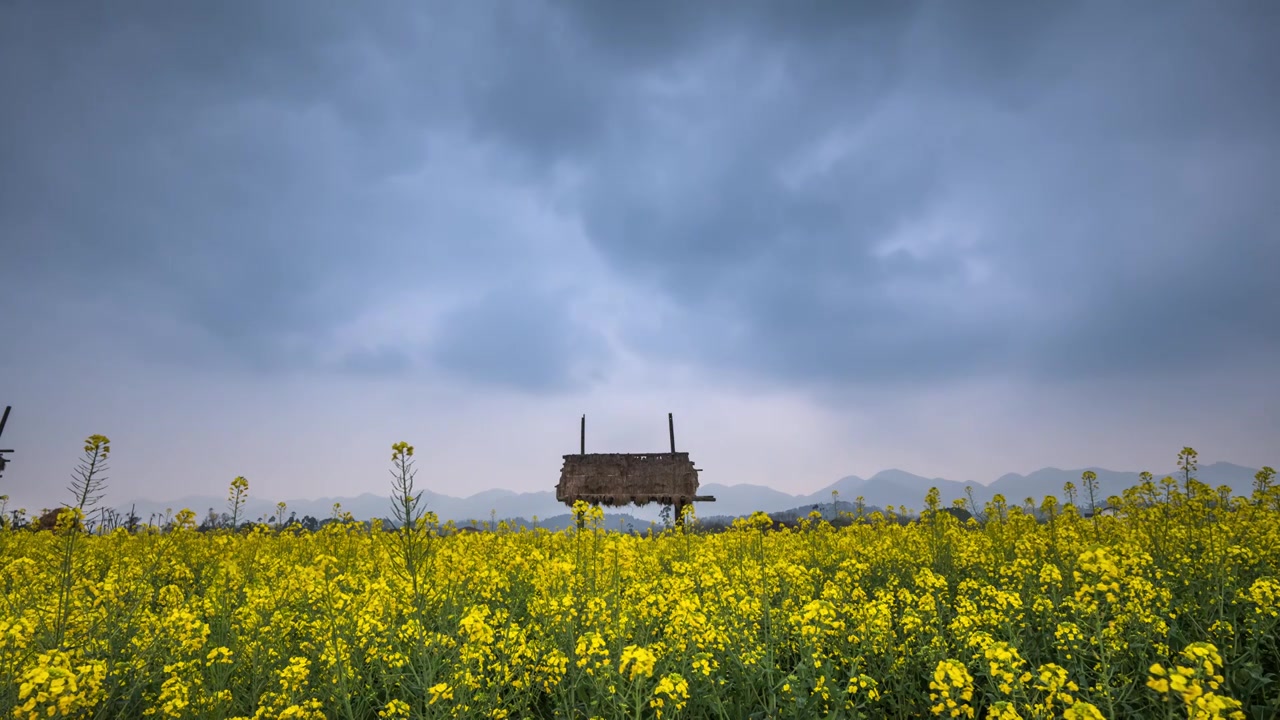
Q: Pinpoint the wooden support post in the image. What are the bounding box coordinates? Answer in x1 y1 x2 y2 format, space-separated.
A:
0 406 11 479
580 414 585 455
668 412 675 453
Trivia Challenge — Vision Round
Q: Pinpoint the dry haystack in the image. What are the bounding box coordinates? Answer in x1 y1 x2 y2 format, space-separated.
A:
36 507 80 531
556 452 713 507
555 414 715 514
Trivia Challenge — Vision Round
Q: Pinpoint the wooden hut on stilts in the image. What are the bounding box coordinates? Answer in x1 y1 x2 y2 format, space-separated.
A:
555 414 714 526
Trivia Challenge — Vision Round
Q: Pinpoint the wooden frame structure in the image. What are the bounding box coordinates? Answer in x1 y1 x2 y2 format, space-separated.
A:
556 413 714 524
0 406 11 480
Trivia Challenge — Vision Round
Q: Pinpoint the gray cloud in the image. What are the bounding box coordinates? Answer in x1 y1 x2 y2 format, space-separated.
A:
430 286 609 392
493 1 1280 388
3 0 1278 397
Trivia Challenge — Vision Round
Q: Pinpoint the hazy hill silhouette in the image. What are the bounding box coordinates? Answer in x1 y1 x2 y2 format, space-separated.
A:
113 461 1264 524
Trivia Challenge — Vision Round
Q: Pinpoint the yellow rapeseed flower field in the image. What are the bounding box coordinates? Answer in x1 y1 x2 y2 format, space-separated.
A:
1 444 1277 719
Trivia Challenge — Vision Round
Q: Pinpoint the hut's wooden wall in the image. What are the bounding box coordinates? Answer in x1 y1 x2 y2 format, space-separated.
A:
556 452 702 506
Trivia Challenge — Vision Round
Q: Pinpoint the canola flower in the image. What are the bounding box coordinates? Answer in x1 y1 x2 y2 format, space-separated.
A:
0 452 1277 718
930 659 976 718
1147 643 1248 720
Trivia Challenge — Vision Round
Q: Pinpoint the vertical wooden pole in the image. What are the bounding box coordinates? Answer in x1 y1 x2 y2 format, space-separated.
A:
580 414 586 455
668 412 675 453
0 406 11 480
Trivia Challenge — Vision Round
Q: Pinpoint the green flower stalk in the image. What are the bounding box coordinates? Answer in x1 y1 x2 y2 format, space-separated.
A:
389 441 429 601
54 434 110 647
227 476 248 531
69 434 110 515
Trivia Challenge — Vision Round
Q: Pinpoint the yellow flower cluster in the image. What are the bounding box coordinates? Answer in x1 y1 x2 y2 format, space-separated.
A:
1061 701 1107 720
650 672 689 717
241 656 326 720
1030 662 1079 717
378 698 410 719
13 650 105 720
978 639 1032 696
427 683 454 706
1244 577 1279 618
1147 643 1246 719
1 461 1278 718
930 659 976 718
618 645 657 681
574 631 610 675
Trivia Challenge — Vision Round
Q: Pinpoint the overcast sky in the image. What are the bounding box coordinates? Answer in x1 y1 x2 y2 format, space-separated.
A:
2 1 1278 511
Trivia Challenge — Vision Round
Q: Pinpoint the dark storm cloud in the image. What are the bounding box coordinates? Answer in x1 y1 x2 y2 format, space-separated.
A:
2 1 594 384
479 0 1280 386
2 3 439 357
430 287 608 392
3 1 1278 392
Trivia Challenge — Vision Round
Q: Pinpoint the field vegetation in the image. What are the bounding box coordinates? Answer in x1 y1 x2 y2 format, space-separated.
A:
0 440 1277 719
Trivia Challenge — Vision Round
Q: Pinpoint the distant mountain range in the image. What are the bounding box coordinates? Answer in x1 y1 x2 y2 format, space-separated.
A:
105 461 1264 525
700 462 1262 520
